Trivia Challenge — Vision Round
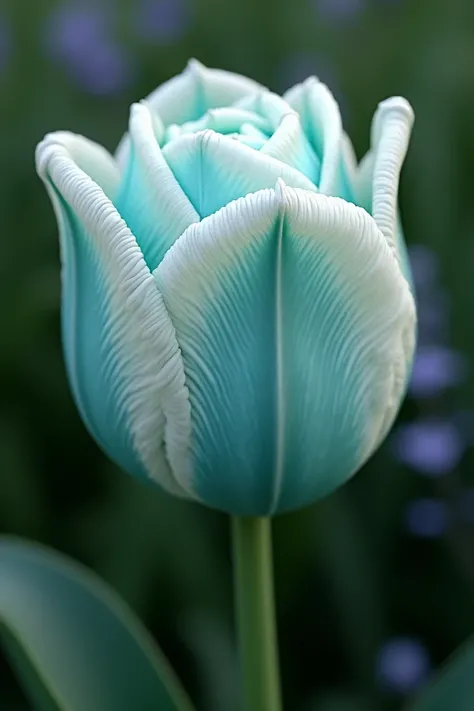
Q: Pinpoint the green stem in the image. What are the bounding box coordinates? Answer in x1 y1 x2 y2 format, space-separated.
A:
232 517 282 711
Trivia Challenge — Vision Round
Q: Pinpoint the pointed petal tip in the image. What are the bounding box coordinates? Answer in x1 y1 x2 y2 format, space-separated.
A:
186 57 206 74
129 100 152 130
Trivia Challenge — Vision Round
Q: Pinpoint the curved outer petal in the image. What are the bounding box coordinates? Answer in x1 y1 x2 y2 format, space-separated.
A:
116 59 264 167
162 129 317 219
284 77 354 198
36 132 194 498
155 182 416 516
355 97 415 285
114 103 200 271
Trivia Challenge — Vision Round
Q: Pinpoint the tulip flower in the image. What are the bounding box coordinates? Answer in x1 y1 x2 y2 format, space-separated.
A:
36 59 416 518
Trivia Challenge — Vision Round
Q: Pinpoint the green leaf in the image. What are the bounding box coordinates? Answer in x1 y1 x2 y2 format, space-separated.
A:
0 537 196 711
407 638 474 711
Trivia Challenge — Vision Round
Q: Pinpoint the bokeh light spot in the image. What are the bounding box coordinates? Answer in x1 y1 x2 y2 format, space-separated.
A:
44 3 135 95
409 345 468 398
377 637 431 694
392 420 465 476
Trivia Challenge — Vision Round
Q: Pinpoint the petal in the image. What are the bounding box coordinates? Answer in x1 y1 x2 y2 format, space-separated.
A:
237 123 269 150
163 129 317 218
165 107 272 140
274 184 415 511
155 182 416 516
284 77 354 198
235 91 321 183
116 59 264 167
356 97 415 282
36 132 193 498
341 131 359 190
114 103 200 271
234 91 294 129
261 113 321 185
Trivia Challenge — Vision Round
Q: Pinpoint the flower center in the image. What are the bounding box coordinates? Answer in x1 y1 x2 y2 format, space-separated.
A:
163 107 273 150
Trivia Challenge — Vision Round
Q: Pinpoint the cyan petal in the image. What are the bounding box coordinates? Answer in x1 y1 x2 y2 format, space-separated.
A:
116 60 264 167
356 97 415 284
233 91 293 129
163 130 317 218
261 113 321 185
165 107 272 140
115 103 199 271
239 122 269 149
155 183 416 515
284 77 354 198
233 92 321 182
36 132 193 498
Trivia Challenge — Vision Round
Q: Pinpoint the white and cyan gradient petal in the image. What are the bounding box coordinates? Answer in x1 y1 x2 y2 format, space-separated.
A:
165 106 272 139
116 59 264 167
162 129 317 219
234 91 321 184
35 132 194 498
114 102 200 271
356 97 415 283
155 182 416 515
284 77 354 199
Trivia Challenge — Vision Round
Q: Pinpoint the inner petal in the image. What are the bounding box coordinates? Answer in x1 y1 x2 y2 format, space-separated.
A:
116 59 264 167
114 103 199 271
235 123 269 150
234 91 295 131
162 129 317 219
163 107 272 144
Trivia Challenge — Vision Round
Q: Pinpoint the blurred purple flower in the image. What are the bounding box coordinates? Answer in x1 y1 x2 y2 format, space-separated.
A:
45 4 106 61
0 16 11 75
376 637 430 694
135 0 192 44
404 498 449 538
409 345 468 398
314 0 365 25
69 42 136 96
392 420 465 476
44 3 135 95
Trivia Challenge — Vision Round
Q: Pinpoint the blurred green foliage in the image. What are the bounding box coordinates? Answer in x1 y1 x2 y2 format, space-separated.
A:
2 0 474 709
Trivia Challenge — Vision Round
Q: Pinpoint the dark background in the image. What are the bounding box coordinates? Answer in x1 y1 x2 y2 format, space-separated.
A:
2 0 474 709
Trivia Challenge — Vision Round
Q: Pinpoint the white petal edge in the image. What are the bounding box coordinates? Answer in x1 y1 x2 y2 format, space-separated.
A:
36 132 195 497
368 97 414 258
